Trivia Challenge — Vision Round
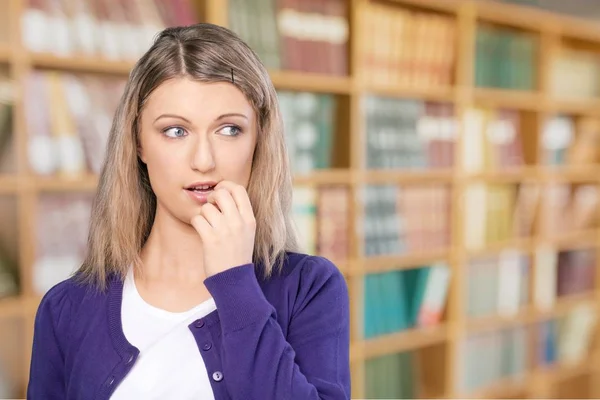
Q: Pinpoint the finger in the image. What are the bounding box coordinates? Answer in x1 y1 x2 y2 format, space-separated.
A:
207 188 240 221
199 203 223 228
215 181 254 222
190 214 213 240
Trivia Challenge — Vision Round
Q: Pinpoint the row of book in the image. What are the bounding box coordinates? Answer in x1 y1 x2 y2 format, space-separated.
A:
27 185 351 294
0 197 18 301
458 325 528 393
362 184 451 257
461 304 596 393
364 351 417 399
23 71 343 177
462 110 600 171
11 0 600 97
364 97 455 170
0 316 24 400
21 0 197 60
464 183 531 249
475 24 537 90
24 71 124 177
543 115 600 166
466 247 597 320
18 70 600 179
535 247 596 310
229 0 348 76
362 2 456 88
278 91 335 175
33 193 93 294
539 183 599 236
363 263 450 339
292 185 349 263
0 71 12 175
364 306 597 399
550 48 600 99
466 250 529 318
462 107 523 172
464 182 599 250
539 303 598 367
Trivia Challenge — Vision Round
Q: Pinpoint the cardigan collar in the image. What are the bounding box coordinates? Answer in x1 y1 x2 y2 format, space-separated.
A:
105 273 222 359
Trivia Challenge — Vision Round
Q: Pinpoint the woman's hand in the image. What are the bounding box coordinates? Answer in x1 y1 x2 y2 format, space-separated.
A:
190 180 256 277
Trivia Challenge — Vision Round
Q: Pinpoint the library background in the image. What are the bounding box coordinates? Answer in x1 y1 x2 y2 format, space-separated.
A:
2 0 600 398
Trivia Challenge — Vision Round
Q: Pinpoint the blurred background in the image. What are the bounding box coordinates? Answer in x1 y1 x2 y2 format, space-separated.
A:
2 0 600 398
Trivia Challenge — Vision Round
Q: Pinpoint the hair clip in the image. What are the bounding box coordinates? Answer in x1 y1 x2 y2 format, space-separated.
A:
231 68 234 84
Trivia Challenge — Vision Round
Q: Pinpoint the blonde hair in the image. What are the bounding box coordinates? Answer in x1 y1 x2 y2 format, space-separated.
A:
76 23 300 290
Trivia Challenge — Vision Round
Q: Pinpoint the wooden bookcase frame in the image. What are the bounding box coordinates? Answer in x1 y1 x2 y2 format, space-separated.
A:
1 0 600 398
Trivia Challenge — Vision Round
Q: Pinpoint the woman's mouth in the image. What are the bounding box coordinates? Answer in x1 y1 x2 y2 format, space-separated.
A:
186 184 216 193
185 182 218 204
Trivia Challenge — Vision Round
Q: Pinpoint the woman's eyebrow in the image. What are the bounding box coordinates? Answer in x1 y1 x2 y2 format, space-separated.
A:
215 113 248 121
154 113 192 123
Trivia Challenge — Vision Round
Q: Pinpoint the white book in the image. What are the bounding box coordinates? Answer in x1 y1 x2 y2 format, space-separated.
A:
534 244 557 311
417 263 451 327
462 108 485 173
497 249 522 316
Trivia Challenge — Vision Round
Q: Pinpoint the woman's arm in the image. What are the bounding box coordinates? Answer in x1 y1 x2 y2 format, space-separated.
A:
204 257 351 400
27 282 70 399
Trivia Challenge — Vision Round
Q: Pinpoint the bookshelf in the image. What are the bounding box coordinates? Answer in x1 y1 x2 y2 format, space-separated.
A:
0 0 600 398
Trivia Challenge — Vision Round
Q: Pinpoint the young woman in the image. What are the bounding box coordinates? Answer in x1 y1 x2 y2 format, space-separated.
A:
27 23 350 400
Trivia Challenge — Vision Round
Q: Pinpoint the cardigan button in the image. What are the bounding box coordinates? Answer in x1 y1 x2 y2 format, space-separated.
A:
126 354 135 364
202 342 212 351
212 371 223 382
194 319 205 328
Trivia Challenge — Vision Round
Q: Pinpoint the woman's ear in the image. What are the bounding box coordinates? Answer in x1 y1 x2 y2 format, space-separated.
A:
137 143 146 164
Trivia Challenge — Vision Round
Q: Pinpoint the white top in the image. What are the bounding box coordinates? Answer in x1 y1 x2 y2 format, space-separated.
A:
111 268 217 400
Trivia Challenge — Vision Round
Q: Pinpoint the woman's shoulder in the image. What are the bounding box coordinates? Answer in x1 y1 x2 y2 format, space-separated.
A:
276 252 343 280
267 252 348 302
35 274 111 326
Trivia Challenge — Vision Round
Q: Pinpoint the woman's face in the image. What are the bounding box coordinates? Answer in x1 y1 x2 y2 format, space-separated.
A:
137 76 258 224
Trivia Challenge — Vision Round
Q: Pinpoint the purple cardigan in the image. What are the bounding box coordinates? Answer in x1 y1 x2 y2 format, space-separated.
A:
27 252 351 399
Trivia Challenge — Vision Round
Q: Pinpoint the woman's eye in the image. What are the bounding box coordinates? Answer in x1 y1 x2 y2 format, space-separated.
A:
219 125 241 136
164 127 187 138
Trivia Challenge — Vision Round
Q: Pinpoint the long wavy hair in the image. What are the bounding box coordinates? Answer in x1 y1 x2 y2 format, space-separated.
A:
75 23 300 290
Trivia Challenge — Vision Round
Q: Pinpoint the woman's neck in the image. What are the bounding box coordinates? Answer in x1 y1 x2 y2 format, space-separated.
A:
134 206 213 313
138 206 207 286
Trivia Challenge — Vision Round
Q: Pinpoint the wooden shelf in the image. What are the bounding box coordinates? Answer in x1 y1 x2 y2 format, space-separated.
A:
462 373 531 399
0 45 10 63
539 229 599 251
362 249 451 275
466 293 598 334
558 16 600 42
546 97 600 116
538 291 598 319
538 166 600 182
467 306 536 334
466 237 534 258
536 357 595 383
0 296 39 319
363 83 456 102
30 53 134 75
293 169 354 185
4 1 600 399
361 324 448 360
24 171 353 192
473 88 544 111
364 169 454 184
393 0 460 14
0 175 19 194
473 0 557 31
268 70 353 94
30 174 99 192
464 167 538 182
